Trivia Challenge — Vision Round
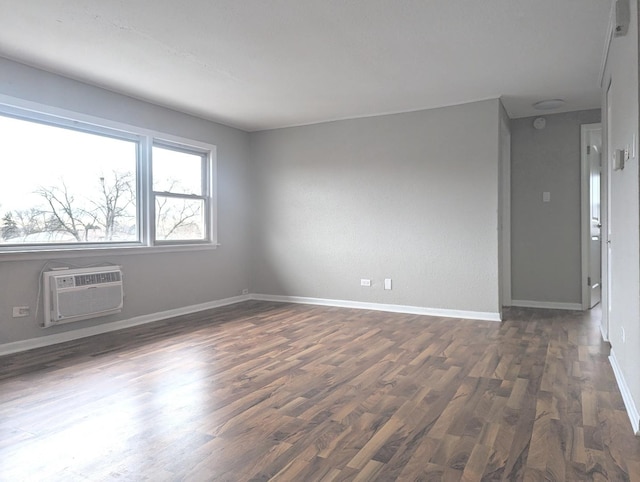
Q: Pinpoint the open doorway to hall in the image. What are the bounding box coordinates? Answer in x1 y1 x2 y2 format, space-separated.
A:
581 123 602 312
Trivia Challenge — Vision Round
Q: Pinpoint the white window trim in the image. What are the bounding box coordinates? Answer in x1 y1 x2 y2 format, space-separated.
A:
0 95 218 259
151 140 217 245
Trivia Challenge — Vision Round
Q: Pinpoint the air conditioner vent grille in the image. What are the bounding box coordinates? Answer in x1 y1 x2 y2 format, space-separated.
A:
74 271 121 286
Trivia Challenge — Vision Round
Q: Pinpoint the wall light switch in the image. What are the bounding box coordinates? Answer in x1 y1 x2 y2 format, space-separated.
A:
614 149 625 170
543 192 551 203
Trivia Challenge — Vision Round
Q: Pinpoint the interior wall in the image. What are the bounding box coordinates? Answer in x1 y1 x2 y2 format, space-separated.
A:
499 103 512 309
0 58 251 347
602 0 640 430
510 109 601 307
249 99 502 316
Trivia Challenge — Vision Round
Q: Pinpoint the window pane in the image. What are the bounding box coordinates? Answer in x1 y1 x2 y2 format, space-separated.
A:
155 196 205 241
152 146 203 195
0 115 138 245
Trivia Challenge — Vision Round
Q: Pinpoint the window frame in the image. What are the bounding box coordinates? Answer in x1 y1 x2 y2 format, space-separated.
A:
150 140 216 245
0 97 218 257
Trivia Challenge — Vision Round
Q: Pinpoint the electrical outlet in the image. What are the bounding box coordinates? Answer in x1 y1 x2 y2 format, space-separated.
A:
360 279 371 287
12 306 30 318
242 289 249 295
384 278 392 290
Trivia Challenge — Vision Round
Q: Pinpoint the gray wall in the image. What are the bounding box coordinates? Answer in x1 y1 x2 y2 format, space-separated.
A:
498 103 512 310
511 109 601 305
602 0 640 428
0 58 251 346
249 99 502 315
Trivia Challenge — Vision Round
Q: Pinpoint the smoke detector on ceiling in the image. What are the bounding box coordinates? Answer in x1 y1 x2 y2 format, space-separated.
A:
533 117 546 130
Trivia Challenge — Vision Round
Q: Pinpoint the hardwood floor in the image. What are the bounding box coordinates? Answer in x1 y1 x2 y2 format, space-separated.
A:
1 301 639 481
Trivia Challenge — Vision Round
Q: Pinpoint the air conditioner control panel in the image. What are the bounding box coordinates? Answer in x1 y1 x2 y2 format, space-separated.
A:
55 276 76 289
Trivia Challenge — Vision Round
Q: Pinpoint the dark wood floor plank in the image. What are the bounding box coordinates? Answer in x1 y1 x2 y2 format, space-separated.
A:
0 302 638 480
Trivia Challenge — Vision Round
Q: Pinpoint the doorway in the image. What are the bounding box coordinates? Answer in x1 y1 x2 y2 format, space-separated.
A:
581 123 602 310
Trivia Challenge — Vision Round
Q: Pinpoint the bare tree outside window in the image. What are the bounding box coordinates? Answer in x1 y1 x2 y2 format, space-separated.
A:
34 171 136 242
0 113 139 245
90 171 136 240
1 171 137 243
155 196 203 240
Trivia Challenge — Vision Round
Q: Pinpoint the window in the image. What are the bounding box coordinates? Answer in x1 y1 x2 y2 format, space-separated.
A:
152 144 210 242
0 103 216 252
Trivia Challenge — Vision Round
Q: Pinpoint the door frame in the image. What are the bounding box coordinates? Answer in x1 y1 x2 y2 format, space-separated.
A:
580 122 602 311
601 80 613 341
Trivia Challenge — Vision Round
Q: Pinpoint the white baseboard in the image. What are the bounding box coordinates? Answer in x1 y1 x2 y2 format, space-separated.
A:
0 294 250 357
0 293 501 357
251 294 501 322
609 349 640 436
510 300 583 310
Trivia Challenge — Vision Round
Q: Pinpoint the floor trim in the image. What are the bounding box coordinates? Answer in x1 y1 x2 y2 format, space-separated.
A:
510 300 583 311
0 294 502 356
251 294 502 322
609 349 640 436
0 294 250 357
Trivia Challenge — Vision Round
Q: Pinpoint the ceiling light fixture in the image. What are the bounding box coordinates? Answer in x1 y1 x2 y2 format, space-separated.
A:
533 99 565 110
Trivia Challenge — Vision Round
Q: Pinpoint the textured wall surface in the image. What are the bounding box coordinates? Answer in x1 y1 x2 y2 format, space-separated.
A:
511 109 601 305
602 1 640 427
249 100 502 315
0 58 251 345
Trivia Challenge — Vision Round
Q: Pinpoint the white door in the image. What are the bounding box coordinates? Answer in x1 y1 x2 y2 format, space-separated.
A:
581 123 603 311
588 134 602 308
603 81 613 340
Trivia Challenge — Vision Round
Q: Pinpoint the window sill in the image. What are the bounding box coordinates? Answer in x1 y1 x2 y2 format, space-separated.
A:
0 243 220 262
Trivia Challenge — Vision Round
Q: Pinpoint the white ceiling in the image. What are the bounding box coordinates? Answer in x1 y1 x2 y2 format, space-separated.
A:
0 0 613 132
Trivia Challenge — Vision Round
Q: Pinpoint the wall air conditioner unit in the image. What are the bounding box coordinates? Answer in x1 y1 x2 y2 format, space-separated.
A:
43 266 123 328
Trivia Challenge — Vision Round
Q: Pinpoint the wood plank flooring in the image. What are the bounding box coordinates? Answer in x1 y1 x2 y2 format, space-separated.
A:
1 301 639 481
